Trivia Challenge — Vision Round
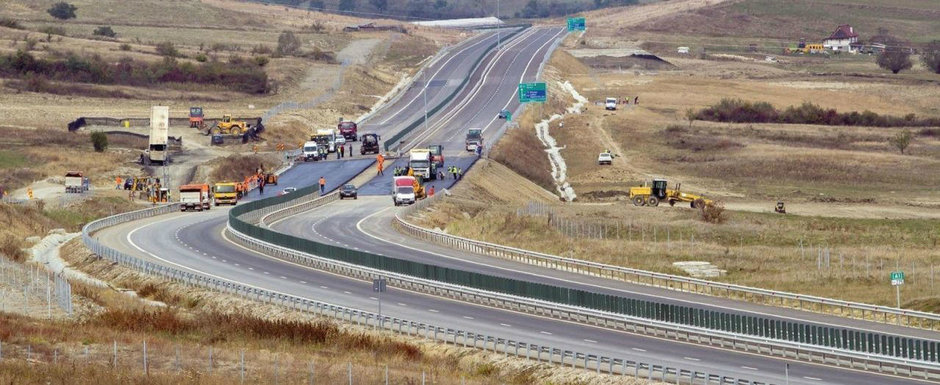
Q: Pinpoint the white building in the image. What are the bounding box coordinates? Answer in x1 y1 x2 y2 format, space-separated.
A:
823 25 859 53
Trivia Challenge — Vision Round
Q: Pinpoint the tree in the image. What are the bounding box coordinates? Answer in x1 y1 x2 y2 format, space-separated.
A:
922 40 940 74
90 131 108 152
369 0 388 12
889 129 913 154
47 2 77 20
339 0 356 12
155 41 179 57
685 108 697 128
876 37 912 74
93 26 116 38
276 31 302 56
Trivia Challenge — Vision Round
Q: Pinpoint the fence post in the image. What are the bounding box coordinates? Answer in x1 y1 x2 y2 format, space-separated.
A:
112 340 117 367
241 350 245 383
143 341 148 375
348 362 352 385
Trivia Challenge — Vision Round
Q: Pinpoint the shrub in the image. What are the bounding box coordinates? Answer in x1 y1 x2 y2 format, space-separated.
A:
47 2 77 20
195 52 208 62
251 44 273 55
695 99 940 127
92 25 116 38
0 18 22 29
119 43 131 51
155 41 178 57
923 40 940 74
253 55 270 67
888 129 913 154
698 199 726 224
876 37 912 74
276 31 301 57
90 131 108 152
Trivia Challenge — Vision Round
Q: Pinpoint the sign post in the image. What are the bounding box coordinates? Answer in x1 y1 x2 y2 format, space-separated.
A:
566 17 586 32
890 271 904 308
373 277 387 329
518 82 547 103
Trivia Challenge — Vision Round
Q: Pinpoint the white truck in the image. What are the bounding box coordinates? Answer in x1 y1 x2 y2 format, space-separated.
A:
146 106 170 165
64 171 86 194
302 141 322 161
408 149 435 181
392 176 417 206
313 129 336 153
605 97 617 110
178 184 211 211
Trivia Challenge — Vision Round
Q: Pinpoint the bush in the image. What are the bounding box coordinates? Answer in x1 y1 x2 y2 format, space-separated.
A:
698 199 726 224
195 52 208 62
696 99 940 127
90 131 108 152
876 37 913 74
253 55 270 67
155 41 179 57
47 2 77 20
888 129 913 154
923 40 940 74
119 43 131 51
0 18 22 29
93 26 116 38
276 31 301 57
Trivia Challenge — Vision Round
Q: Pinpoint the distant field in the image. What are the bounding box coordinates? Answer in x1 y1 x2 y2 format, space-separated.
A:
628 0 940 44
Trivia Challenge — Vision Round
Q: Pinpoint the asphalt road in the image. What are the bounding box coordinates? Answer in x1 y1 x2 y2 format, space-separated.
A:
90 27 934 385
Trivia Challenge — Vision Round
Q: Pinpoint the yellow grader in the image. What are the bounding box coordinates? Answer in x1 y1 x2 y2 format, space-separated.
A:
629 179 714 208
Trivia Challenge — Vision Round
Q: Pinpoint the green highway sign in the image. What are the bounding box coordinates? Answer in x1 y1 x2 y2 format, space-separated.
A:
567 17 586 31
890 271 905 286
518 82 547 103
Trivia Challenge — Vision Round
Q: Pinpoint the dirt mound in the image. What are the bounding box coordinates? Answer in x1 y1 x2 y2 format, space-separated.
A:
206 153 281 183
450 160 557 206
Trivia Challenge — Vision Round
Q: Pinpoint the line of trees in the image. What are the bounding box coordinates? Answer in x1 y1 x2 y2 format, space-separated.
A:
256 0 635 20
0 50 269 94
694 99 940 128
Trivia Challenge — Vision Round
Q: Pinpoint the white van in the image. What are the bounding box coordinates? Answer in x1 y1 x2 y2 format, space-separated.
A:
605 97 617 110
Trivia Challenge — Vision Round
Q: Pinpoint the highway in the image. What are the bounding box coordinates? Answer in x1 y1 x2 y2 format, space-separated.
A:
88 26 935 385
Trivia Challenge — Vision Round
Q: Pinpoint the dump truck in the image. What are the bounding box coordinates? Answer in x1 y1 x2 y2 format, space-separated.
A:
313 129 336 153
628 179 713 208
360 133 380 155
213 182 239 206
189 107 205 128
392 176 419 206
209 115 247 136
65 171 86 193
338 121 358 141
179 184 211 211
145 106 170 165
428 144 444 170
409 148 435 181
465 128 483 152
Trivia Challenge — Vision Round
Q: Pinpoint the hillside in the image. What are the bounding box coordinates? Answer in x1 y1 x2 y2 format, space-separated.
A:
250 0 640 20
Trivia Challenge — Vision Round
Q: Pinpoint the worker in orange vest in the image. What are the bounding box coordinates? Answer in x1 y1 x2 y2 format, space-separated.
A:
428 185 435 197
319 176 326 195
115 176 122 190
376 153 385 175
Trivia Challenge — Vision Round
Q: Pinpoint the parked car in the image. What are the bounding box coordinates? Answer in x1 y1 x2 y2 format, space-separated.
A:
339 184 358 200
597 152 613 165
279 187 297 196
334 135 346 146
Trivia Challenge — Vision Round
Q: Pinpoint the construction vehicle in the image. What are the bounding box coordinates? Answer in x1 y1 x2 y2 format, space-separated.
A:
179 184 211 211
64 171 86 193
213 182 239 206
360 133 380 155
628 179 714 208
428 145 444 170
189 107 205 129
392 175 424 206
775 201 786 214
313 129 336 153
465 128 483 152
265 173 278 185
338 120 358 141
145 106 170 165
408 148 436 181
209 115 247 136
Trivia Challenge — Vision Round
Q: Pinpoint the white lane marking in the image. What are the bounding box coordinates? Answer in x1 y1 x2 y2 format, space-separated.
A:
248 267 254 270
280 276 287 279
397 303 407 306
211 256 216 259
300 281 307 284
632 348 646 352
539 331 552 335
369 297 378 300
803 377 822 381
463 316 474 320
428 309 439 313
221 259 227 263
320 286 329 289
263 271 270 275
583 339 597 343
683 357 700 362
344 291 351 294
234 263 240 266
740 366 758 371
499 323 512 327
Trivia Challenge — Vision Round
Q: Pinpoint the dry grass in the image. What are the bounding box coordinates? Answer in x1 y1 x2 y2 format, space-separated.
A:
490 126 555 192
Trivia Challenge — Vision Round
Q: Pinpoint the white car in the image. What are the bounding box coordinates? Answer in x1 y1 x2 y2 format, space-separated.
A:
279 187 297 196
605 97 617 111
334 136 346 146
598 152 613 165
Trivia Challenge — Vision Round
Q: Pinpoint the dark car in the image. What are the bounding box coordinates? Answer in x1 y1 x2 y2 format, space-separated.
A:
497 109 511 119
339 184 358 200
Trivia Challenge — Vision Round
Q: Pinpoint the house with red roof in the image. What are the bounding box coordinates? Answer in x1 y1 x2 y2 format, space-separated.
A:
823 25 859 53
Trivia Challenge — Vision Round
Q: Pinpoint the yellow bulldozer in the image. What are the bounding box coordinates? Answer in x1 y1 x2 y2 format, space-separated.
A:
208 114 247 136
629 179 714 208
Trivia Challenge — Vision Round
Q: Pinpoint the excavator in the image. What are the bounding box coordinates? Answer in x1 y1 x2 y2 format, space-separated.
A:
629 179 714 208
406 168 426 199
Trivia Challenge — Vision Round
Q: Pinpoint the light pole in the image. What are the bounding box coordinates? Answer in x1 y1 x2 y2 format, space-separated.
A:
496 0 501 50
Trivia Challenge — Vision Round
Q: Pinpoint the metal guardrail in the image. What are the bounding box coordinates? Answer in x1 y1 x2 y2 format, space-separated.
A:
395 192 940 332
220 190 940 380
79 203 774 385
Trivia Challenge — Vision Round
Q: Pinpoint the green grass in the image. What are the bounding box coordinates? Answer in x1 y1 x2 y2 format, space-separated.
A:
0 150 29 169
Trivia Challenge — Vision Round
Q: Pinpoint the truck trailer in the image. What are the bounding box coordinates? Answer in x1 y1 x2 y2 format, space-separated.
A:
392 176 417 206
146 106 170 165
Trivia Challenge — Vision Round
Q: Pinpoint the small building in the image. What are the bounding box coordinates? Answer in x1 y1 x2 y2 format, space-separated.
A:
823 25 859 53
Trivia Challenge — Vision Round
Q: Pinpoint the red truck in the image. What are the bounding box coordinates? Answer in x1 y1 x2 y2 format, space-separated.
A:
428 145 444 170
338 121 358 141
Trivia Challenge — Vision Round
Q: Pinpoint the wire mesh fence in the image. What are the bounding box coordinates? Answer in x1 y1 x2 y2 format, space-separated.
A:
0 257 72 318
